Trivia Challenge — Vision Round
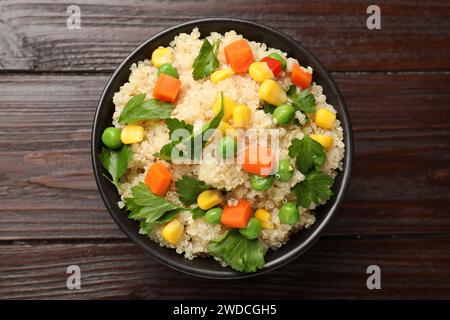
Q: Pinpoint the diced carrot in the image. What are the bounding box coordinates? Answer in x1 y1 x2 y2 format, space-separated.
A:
221 199 253 228
224 39 254 73
242 144 275 177
260 57 282 77
153 73 181 103
145 162 172 196
291 63 312 89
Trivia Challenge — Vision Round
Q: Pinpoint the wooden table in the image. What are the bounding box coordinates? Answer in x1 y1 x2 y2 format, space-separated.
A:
1 0 449 299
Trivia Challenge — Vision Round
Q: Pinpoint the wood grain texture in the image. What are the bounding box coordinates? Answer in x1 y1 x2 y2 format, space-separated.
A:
0 73 449 240
1 0 450 299
1 237 450 299
0 0 449 72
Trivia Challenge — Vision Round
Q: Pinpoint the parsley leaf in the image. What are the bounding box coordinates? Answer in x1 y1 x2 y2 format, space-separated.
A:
263 102 276 114
155 93 225 161
119 94 174 124
185 94 224 159
166 118 193 138
175 175 210 206
99 145 132 188
286 84 297 98
154 140 181 161
208 230 265 273
288 135 326 173
292 170 334 208
125 183 181 234
192 39 220 80
139 210 179 235
291 89 316 114
125 183 180 220
138 220 161 235
191 206 207 219
154 119 194 160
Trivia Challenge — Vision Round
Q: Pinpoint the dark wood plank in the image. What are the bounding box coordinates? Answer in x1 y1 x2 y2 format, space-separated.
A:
1 236 449 299
332 72 450 235
0 73 449 240
1 0 449 72
0 75 125 239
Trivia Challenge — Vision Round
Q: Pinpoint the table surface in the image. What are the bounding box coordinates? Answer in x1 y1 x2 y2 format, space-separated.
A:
1 0 449 299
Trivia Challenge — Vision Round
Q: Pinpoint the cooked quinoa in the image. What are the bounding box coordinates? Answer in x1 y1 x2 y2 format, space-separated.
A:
102 28 345 272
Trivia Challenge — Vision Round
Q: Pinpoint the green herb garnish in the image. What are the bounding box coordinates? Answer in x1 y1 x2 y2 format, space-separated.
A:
154 119 194 160
119 94 174 124
175 175 210 206
292 170 334 208
139 209 179 235
191 206 207 220
286 84 297 98
166 118 194 138
192 39 220 80
154 140 181 161
125 183 181 234
99 145 132 188
155 93 225 161
208 230 265 273
185 94 224 159
291 89 316 114
263 102 276 114
288 135 326 173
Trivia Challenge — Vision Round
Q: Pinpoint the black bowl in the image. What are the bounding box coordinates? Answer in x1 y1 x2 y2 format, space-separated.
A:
92 18 353 279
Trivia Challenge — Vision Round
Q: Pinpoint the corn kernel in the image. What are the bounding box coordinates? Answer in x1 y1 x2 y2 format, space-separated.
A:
255 208 273 229
120 124 145 144
151 47 172 68
197 189 223 210
211 68 234 84
249 62 274 83
315 108 336 129
232 104 251 128
161 219 184 245
258 79 287 106
212 95 236 122
310 134 334 150
218 121 236 137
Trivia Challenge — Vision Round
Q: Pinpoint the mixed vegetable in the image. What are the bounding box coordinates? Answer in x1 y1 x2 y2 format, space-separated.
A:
99 36 338 273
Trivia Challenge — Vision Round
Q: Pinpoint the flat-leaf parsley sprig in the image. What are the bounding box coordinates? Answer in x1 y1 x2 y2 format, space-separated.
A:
192 38 221 80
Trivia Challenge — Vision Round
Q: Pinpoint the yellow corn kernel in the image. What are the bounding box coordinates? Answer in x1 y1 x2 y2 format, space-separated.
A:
258 79 287 106
315 108 336 129
197 189 222 210
212 95 236 122
218 121 237 137
120 124 145 144
249 62 274 83
255 208 274 229
211 68 234 84
151 47 172 68
232 104 251 128
161 219 184 245
260 220 274 229
310 134 334 150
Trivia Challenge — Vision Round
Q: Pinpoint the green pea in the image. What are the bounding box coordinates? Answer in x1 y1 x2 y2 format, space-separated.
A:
101 127 122 149
250 174 275 191
157 63 178 78
268 53 287 70
239 218 261 240
278 202 299 225
277 159 294 182
205 208 222 224
273 104 295 125
217 136 237 159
